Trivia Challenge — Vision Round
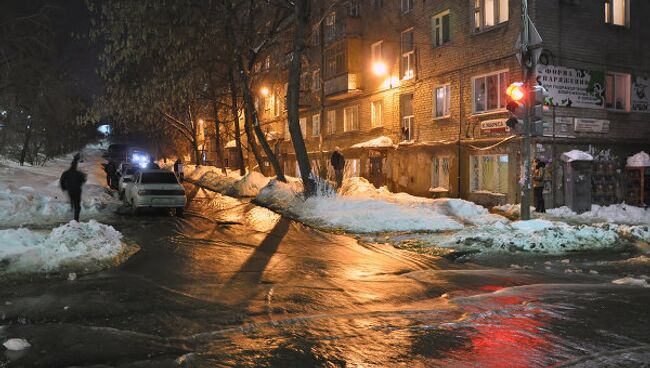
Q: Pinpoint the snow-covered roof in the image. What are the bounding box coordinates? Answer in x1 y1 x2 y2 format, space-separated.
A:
350 136 395 149
561 150 593 162
627 151 650 167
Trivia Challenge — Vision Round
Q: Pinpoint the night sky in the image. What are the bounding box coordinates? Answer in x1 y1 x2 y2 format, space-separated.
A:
3 0 103 100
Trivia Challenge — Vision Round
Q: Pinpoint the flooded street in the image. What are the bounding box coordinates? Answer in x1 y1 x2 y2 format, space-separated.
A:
1 186 649 367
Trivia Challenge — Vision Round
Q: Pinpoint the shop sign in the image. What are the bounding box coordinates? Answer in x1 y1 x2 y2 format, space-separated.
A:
632 75 650 112
574 118 609 133
536 65 605 109
480 119 508 133
542 116 573 137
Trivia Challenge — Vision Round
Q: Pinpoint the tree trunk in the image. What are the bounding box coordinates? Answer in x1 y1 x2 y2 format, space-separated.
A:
211 99 228 175
235 53 284 181
228 67 246 176
187 104 202 166
287 0 315 196
19 125 31 166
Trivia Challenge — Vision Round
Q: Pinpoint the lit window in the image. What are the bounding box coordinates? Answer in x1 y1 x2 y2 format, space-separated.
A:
473 0 509 33
400 93 414 141
470 154 509 193
327 109 337 135
400 29 415 80
344 106 359 131
299 117 307 137
472 70 509 113
605 0 629 27
432 157 451 189
605 72 631 111
263 55 271 71
434 84 451 118
400 0 414 13
312 114 320 137
432 10 451 47
371 100 383 127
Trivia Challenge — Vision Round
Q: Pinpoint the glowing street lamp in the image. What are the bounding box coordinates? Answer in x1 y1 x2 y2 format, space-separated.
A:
259 87 269 96
372 61 388 76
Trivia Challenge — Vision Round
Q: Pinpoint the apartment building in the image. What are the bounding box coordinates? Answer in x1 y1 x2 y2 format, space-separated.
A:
233 0 650 207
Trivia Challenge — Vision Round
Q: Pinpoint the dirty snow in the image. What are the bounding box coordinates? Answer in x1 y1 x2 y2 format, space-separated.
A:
3 338 31 351
611 277 649 287
626 151 650 167
0 144 119 227
0 220 135 276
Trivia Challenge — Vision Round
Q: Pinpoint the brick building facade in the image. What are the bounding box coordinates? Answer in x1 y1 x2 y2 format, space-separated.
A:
222 0 650 207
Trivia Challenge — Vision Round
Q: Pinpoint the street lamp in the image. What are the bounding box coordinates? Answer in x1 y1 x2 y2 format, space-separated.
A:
372 61 387 76
260 87 269 96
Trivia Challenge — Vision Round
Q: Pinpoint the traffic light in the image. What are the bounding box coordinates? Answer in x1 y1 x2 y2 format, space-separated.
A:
505 82 526 134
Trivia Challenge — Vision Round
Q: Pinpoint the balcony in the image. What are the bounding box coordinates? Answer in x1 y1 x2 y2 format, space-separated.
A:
324 73 362 100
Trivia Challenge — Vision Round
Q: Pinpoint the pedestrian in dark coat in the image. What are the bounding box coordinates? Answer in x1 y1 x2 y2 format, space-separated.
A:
330 147 345 188
533 159 546 213
60 161 87 221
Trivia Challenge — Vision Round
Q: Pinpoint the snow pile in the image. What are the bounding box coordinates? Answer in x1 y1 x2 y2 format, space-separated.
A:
436 220 623 254
0 220 136 276
546 204 650 225
612 277 649 287
608 224 650 243
627 151 650 167
561 150 593 162
3 338 31 351
350 136 395 149
189 168 270 197
186 165 221 181
255 177 506 233
0 182 116 227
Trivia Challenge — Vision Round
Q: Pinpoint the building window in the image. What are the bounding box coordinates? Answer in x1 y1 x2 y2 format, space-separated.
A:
473 0 509 33
263 55 271 71
327 109 336 135
373 0 383 9
371 41 383 63
312 114 320 137
312 69 321 91
400 93 414 141
432 157 451 189
325 12 337 43
472 70 508 113
401 0 414 14
299 117 307 137
346 1 361 17
432 10 451 47
273 90 281 117
371 100 383 127
300 72 310 91
470 154 509 194
325 42 346 78
400 29 415 80
605 0 629 27
605 72 631 111
312 25 320 46
344 105 359 131
284 120 290 140
434 84 451 118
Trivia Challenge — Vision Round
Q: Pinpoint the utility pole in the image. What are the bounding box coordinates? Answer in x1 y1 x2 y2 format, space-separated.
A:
520 0 532 220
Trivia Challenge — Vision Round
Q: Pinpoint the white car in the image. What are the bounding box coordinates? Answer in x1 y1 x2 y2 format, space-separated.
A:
124 169 187 216
118 166 138 199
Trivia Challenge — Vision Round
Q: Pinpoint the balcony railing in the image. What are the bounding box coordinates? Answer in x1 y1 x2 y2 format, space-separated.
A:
324 73 362 99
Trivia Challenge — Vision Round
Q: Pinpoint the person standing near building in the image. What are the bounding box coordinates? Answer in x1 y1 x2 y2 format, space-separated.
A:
533 159 546 213
60 160 87 221
174 158 184 182
330 147 345 188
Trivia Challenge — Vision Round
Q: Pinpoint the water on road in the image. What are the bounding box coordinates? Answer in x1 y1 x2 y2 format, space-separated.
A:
1 185 649 367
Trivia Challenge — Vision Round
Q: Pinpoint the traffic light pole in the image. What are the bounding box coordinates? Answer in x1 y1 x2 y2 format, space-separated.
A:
520 0 532 221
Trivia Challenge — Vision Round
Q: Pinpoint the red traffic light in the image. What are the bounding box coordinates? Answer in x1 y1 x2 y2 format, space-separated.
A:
506 82 526 102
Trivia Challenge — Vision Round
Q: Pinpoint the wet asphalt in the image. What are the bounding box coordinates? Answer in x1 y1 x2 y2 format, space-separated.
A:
1 184 649 367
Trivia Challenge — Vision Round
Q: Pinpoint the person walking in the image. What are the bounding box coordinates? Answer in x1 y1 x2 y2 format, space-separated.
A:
174 158 184 182
60 160 87 221
330 147 345 188
533 159 546 213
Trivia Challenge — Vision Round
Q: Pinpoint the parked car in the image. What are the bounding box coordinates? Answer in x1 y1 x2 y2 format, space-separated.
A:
118 166 138 199
123 169 186 216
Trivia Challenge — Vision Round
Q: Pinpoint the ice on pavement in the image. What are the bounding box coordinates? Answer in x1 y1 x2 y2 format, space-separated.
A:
0 144 119 227
611 277 649 287
3 338 31 351
0 220 136 276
